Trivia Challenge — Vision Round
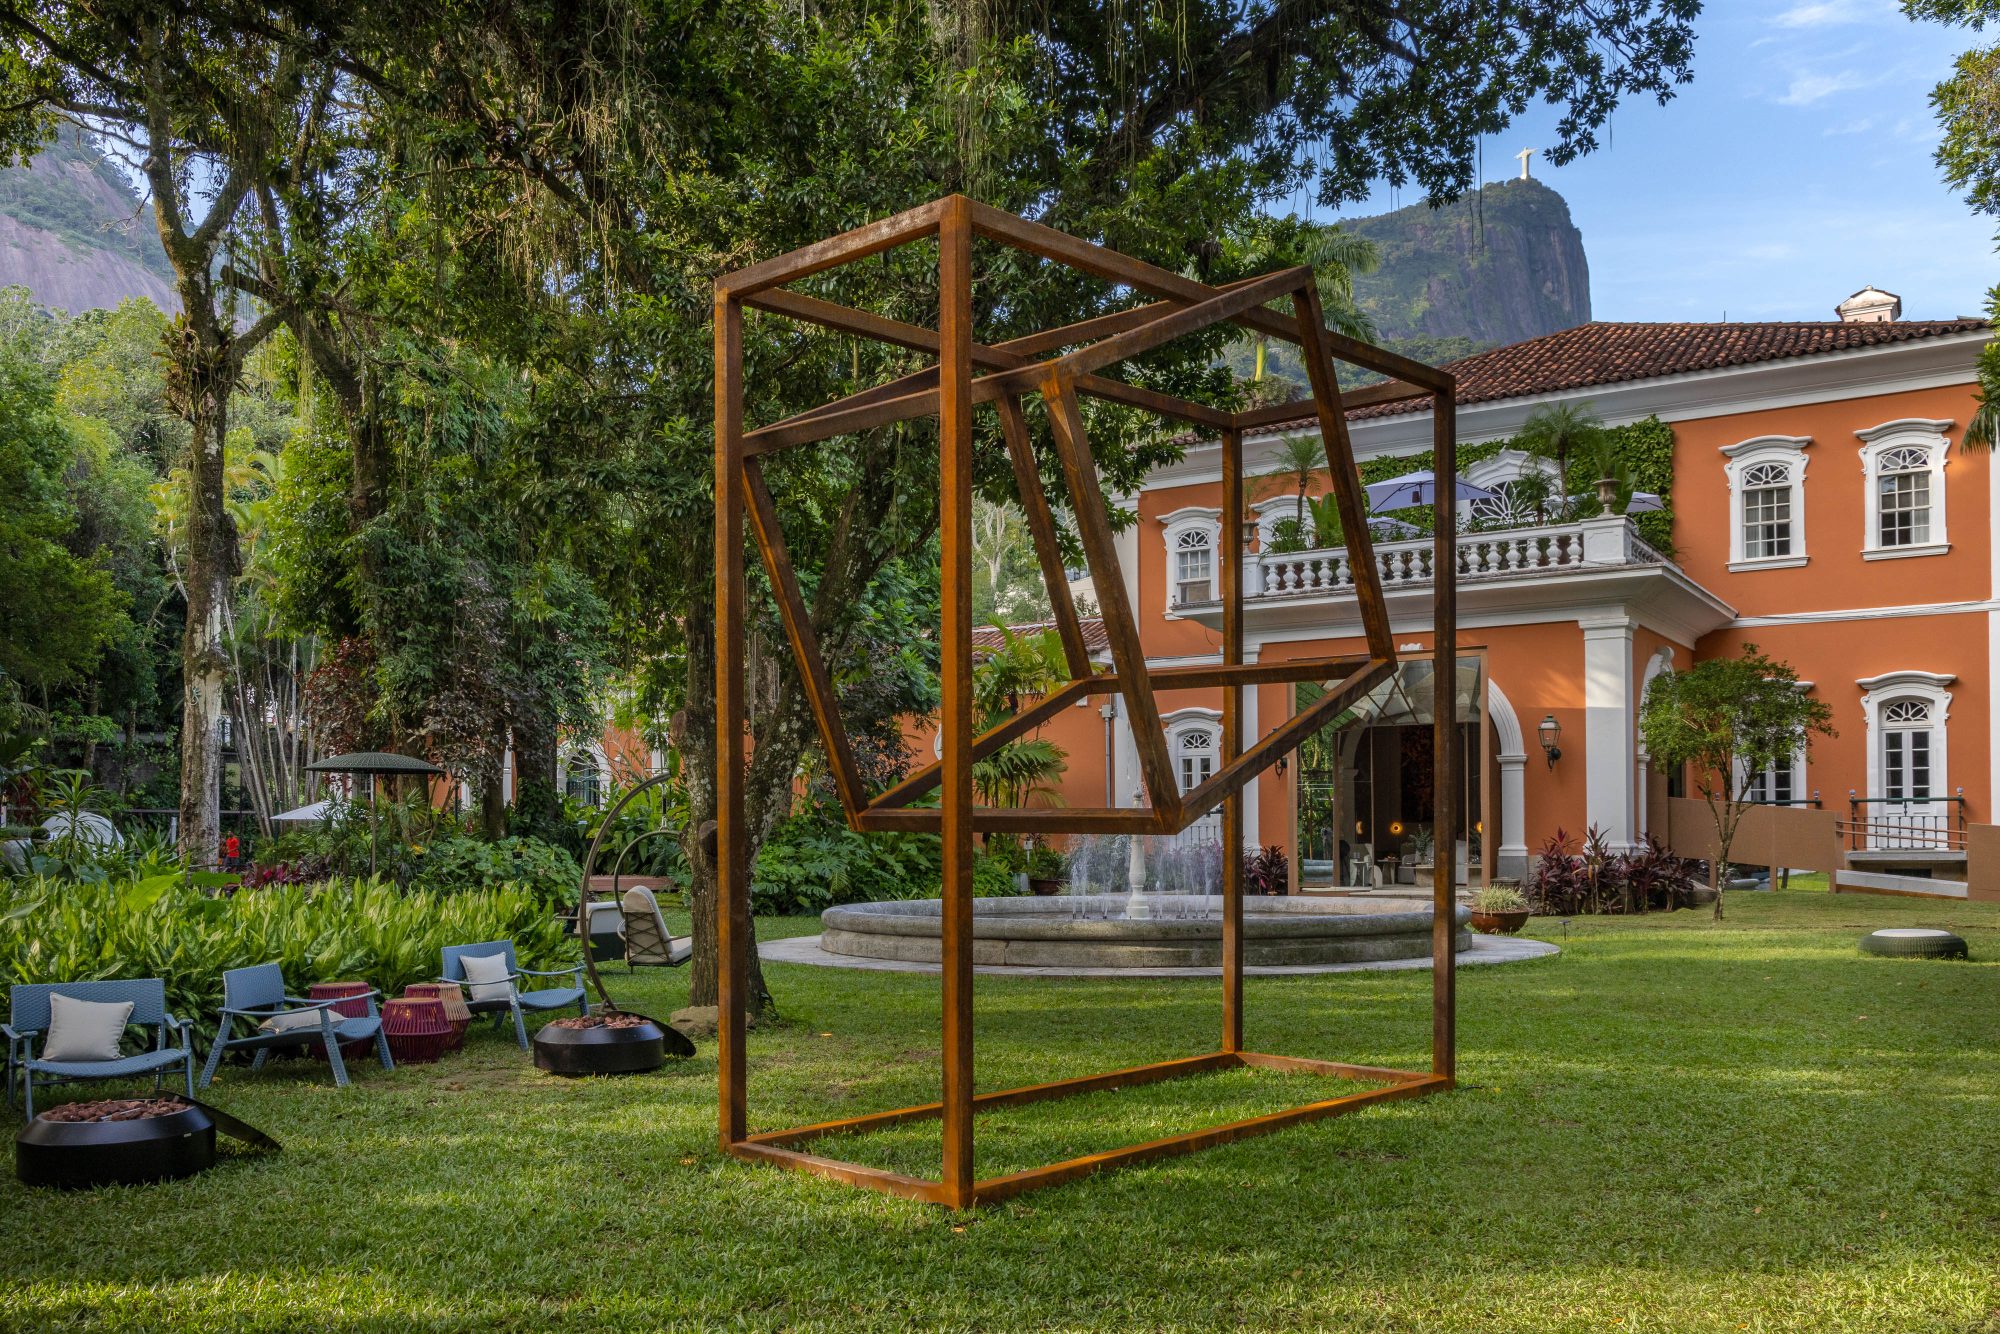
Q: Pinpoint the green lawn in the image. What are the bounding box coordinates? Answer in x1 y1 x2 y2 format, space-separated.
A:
4 892 1997 1332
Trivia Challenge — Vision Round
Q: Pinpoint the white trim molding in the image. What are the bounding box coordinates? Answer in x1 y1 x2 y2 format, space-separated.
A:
1721 435 1811 572
1857 418 1954 561
1486 678 1530 878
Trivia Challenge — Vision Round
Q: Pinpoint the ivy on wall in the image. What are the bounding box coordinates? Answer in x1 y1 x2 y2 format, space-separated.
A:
1311 413 1677 555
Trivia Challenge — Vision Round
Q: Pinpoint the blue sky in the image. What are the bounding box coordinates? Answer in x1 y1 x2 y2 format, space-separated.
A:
1331 1 1995 323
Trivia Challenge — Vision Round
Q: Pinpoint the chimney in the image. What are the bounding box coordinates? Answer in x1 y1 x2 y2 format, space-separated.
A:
1836 285 1901 323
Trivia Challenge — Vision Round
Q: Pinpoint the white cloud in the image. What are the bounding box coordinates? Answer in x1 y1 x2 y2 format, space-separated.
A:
1771 0 1894 29
1776 70 1870 105
1823 117 1875 136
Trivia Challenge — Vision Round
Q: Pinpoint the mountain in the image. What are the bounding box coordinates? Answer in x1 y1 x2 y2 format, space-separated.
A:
0 129 178 315
1344 177 1590 350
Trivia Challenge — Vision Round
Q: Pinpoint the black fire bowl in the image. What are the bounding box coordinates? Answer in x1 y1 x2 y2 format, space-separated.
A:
15 1096 280 1190
532 1014 695 1077
17 1100 215 1189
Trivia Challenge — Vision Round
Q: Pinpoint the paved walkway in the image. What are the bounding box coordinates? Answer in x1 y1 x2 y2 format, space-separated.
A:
758 932 1559 979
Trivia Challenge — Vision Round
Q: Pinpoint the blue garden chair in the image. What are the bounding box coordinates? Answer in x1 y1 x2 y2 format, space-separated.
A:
440 940 587 1050
198 963 393 1091
6 979 195 1120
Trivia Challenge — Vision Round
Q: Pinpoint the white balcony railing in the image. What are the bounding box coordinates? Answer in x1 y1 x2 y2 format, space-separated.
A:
1180 516 1670 608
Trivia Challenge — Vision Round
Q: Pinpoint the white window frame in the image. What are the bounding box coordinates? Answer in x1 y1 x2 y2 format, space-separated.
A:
1163 708 1224 842
1720 435 1810 571
1857 419 1953 561
1858 671 1953 833
560 742 610 807
1158 506 1222 611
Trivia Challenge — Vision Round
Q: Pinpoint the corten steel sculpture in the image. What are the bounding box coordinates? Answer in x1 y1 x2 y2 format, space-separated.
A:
714 195 1461 1208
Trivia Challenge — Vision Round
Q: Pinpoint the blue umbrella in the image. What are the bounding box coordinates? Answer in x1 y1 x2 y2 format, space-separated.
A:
1365 470 1498 514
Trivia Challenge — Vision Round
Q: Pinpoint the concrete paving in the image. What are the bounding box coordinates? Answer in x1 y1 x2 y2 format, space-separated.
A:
758 931 1559 978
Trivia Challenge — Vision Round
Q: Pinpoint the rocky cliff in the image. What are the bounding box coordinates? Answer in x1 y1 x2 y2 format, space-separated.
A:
0 130 177 314
1345 178 1590 349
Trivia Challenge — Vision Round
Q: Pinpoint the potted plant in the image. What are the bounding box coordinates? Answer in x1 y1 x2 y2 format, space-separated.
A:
1404 827 1436 888
1468 885 1531 935
1025 843 1068 896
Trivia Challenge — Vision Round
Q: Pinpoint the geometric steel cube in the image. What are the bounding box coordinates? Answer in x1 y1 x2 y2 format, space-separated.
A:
714 195 1462 1207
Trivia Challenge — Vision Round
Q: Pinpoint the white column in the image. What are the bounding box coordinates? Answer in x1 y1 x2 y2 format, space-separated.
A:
1989 448 2000 820
501 741 516 802
1241 645 1261 848
1581 614 1637 849
1497 756 1528 878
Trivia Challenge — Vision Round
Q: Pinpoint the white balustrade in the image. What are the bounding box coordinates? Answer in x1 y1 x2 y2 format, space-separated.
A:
1238 516 1662 603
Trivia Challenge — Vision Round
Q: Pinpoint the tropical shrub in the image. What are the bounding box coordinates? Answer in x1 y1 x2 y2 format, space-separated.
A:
1243 845 1289 895
0 875 572 1044
1528 828 1699 915
408 835 581 906
750 814 945 915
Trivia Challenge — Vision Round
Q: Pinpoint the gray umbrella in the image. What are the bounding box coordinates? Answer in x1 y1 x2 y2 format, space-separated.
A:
1365 470 1498 514
305 752 446 877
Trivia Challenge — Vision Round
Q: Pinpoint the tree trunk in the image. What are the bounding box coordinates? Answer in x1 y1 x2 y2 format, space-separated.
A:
478 735 508 839
175 359 235 864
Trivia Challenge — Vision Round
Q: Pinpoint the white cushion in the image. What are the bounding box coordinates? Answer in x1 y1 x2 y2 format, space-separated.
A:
459 952 514 1003
42 993 134 1062
258 1009 329 1035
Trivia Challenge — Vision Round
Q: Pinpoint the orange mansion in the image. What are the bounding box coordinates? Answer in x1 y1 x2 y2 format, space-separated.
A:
887 291 1992 887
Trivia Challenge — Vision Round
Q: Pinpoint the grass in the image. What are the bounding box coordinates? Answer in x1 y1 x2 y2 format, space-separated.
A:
3 891 1998 1332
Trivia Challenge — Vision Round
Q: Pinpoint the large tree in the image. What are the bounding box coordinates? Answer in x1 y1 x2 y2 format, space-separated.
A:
0 5 333 858
17 1 1700 1006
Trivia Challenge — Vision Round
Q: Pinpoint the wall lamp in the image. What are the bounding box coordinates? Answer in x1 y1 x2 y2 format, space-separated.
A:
1537 714 1563 769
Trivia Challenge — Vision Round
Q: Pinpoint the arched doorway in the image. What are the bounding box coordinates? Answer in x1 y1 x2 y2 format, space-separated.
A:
1293 658 1497 889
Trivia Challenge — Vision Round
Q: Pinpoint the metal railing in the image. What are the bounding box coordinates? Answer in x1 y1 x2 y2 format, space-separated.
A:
1841 791 1967 851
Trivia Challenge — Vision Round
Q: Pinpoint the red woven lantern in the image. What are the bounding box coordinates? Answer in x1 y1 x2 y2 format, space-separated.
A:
307 981 375 1061
404 983 471 1051
382 998 452 1065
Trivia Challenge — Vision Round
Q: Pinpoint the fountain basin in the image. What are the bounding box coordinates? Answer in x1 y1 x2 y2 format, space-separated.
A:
819 895 1469 970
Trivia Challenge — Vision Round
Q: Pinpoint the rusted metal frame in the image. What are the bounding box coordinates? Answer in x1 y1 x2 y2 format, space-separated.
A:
739 288 1235 447
749 271 1275 368
732 1053 1443 1208
1049 265 1311 381
740 457 868 821
1233 1051 1436 1083
1221 425 1245 1054
744 384 940 455
866 678 1096 812
853 806 1167 835
740 360 1238 457
715 198 945 298
997 394 1094 677
1178 658 1396 827
742 1052 1242 1150
1292 282 1396 663
866 656 1375 818
1135 656 1375 691
726 1141 948 1204
966 1075 1450 1206
937 199 977 1209
1431 384 1459 1086
713 293 748 1147
1040 369 1183 825
1231 378 1430 431
962 197 1454 391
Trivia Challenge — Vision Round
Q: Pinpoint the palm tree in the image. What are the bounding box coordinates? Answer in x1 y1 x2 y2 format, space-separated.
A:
1210 220 1378 383
1257 432 1327 532
1516 402 1606 520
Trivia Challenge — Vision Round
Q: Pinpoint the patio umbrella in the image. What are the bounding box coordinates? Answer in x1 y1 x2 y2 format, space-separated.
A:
305 752 446 876
1562 490 1667 515
1365 470 1498 514
270 800 333 824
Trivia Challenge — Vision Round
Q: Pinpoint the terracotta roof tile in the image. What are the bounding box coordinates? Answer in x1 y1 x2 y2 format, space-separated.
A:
971 617 1109 655
1248 318 1988 434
